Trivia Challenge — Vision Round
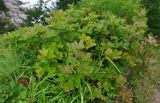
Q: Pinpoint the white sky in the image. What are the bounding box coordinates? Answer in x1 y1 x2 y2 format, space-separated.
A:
20 0 57 7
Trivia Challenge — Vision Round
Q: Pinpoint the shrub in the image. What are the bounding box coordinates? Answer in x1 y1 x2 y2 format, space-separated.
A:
80 0 144 23
0 0 149 102
1 24 59 65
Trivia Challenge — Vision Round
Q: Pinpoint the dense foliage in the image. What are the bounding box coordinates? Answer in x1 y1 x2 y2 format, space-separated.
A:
143 0 160 35
0 0 159 102
56 0 81 10
80 0 142 23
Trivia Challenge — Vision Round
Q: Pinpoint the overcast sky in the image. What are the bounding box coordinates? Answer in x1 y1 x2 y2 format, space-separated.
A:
20 0 57 7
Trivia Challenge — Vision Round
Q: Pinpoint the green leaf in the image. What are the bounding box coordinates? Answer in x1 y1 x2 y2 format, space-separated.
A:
77 62 94 76
35 67 45 78
71 74 81 88
105 49 122 60
62 79 74 92
79 34 96 49
58 64 73 74
39 48 48 57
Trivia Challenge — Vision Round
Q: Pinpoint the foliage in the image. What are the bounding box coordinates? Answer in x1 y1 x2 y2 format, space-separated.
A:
0 0 8 11
80 0 143 23
1 0 159 102
142 0 160 35
56 0 81 10
0 18 17 34
24 8 46 26
1 24 57 65
24 0 81 26
0 40 27 102
23 0 82 27
23 0 52 26
124 34 160 102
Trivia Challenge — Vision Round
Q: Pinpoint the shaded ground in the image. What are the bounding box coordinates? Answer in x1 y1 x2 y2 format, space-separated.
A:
152 87 160 103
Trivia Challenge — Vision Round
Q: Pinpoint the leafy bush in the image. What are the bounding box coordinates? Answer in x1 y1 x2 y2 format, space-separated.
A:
80 0 143 23
0 0 153 102
1 24 58 65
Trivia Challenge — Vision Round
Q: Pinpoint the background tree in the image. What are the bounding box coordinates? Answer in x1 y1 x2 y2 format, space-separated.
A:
23 0 81 27
23 0 52 26
143 0 160 36
56 0 81 10
0 0 8 11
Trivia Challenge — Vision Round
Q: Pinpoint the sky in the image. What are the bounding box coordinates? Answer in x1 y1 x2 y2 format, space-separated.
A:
20 0 57 7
